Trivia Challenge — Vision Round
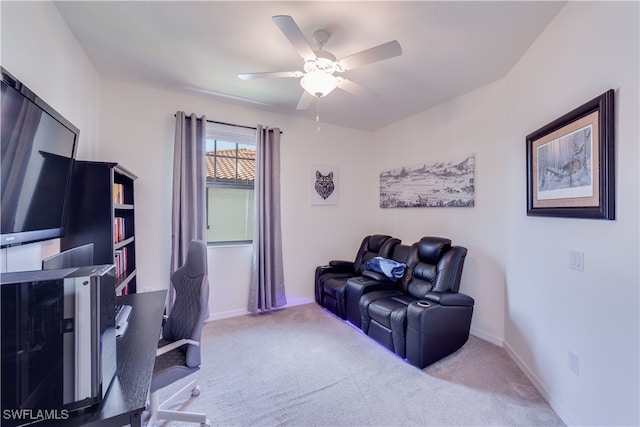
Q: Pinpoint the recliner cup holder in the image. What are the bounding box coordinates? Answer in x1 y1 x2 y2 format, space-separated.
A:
416 300 430 308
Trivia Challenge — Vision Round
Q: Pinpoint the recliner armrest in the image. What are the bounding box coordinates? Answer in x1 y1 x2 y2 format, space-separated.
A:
424 292 474 307
329 260 356 272
361 270 388 281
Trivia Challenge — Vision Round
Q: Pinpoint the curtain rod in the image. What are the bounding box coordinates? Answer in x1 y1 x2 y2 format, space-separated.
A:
174 114 282 133
206 119 282 134
206 119 257 130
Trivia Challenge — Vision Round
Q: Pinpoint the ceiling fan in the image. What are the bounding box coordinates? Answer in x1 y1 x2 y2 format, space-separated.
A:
238 15 403 110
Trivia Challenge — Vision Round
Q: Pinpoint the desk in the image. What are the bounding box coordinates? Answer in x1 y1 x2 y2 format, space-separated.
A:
64 290 166 427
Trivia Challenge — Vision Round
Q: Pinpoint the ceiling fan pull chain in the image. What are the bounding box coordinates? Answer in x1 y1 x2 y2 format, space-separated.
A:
316 97 321 132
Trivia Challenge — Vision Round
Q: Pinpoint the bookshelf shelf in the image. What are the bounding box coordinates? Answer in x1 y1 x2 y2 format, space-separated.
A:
116 268 137 295
115 236 135 250
62 161 138 295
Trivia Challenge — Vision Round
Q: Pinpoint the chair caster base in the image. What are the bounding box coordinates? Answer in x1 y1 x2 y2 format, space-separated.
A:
191 385 201 397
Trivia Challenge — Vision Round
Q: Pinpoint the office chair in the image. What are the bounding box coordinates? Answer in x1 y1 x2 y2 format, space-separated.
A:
147 239 210 427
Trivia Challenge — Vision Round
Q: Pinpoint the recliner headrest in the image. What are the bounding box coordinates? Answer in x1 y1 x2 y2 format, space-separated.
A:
368 234 392 252
417 237 451 263
379 237 402 259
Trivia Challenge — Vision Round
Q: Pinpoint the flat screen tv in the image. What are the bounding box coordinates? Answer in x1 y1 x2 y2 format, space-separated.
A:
1 67 79 248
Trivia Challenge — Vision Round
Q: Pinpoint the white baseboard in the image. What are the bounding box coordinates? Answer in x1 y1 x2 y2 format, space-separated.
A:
284 297 315 307
503 341 575 426
206 308 250 322
467 328 575 426
470 326 503 347
206 297 315 322
467 325 575 426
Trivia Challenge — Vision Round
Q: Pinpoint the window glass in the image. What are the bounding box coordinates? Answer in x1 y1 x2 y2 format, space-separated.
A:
206 186 253 242
205 124 256 244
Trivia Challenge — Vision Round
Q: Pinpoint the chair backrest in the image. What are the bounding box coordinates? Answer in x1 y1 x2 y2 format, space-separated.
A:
389 242 412 264
402 236 467 298
164 239 209 368
353 234 397 274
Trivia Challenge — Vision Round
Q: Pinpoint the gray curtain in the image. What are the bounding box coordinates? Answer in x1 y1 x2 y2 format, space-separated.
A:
248 125 286 313
171 112 206 310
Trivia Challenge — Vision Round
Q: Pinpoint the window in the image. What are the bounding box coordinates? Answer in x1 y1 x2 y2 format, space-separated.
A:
205 123 256 244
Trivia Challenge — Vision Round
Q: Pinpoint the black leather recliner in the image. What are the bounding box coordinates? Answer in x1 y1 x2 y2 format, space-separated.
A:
359 236 473 368
315 234 399 319
344 242 412 328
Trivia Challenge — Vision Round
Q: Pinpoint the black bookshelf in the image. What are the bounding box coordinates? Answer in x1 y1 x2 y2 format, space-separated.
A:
62 161 138 295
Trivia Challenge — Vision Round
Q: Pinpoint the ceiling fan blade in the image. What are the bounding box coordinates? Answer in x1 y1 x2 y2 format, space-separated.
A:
272 15 317 60
338 40 402 70
337 78 379 99
296 91 315 110
238 71 300 80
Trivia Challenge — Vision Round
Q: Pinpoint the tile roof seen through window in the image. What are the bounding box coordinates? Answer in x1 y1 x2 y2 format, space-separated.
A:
206 148 255 182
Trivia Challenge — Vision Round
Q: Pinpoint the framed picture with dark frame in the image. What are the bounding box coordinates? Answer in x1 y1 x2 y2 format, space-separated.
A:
526 89 615 219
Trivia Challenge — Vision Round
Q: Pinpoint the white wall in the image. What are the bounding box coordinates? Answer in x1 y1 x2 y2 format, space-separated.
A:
3 2 638 424
503 2 639 425
373 2 639 425
98 80 378 317
373 79 509 346
0 1 101 272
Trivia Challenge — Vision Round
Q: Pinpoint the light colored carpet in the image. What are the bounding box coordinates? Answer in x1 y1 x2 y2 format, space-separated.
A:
146 303 564 427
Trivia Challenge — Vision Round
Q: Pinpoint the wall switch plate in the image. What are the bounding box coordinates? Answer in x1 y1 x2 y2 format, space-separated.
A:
568 351 580 375
569 250 584 272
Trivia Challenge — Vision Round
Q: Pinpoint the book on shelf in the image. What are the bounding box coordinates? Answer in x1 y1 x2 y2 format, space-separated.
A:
114 217 125 243
114 251 121 277
113 183 125 205
114 247 128 278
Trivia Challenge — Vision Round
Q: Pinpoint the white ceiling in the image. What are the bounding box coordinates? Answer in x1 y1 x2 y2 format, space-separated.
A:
54 1 566 131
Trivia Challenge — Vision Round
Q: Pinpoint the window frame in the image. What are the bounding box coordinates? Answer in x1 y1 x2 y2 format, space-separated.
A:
205 123 256 246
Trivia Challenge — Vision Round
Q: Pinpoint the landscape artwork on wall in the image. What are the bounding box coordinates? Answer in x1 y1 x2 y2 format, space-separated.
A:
379 154 475 208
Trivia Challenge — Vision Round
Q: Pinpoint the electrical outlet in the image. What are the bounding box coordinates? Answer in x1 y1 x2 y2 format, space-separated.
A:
143 287 152 293
568 351 580 375
569 250 584 272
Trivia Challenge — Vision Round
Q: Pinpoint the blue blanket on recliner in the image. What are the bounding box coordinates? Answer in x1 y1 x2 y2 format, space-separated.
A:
363 257 406 281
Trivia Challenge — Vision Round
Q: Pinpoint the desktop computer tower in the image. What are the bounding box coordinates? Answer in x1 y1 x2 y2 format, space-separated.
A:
1 265 117 418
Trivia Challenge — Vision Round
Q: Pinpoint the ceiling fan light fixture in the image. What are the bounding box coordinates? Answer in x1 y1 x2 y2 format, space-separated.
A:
300 70 338 97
